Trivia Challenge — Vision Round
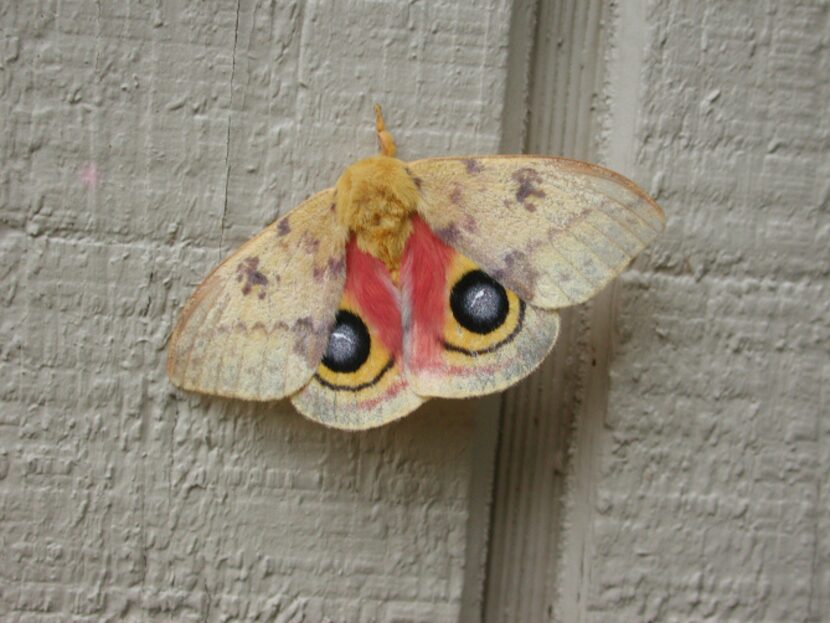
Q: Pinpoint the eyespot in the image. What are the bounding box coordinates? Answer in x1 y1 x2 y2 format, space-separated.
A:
450 270 509 334
321 310 371 373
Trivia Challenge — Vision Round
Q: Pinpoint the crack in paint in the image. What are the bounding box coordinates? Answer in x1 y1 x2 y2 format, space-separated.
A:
218 0 242 261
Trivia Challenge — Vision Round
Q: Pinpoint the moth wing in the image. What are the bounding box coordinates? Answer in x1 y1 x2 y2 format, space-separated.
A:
408 156 665 309
291 239 424 430
402 217 559 398
167 189 348 400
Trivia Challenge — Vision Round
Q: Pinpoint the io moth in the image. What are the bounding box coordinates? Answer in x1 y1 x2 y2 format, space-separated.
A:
167 106 664 430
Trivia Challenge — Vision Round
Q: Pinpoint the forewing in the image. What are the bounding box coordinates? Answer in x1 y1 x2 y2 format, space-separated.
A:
401 217 560 398
408 156 665 308
291 239 423 429
167 190 347 400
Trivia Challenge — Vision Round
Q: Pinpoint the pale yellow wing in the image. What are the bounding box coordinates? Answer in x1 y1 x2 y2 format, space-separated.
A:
408 156 665 308
292 360 424 430
167 189 348 400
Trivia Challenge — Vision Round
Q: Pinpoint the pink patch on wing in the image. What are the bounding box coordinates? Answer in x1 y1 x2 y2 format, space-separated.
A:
401 216 454 370
447 363 498 376
357 378 407 410
345 237 402 356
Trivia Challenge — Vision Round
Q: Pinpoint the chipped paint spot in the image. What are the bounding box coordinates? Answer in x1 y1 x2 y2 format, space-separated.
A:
277 219 291 236
235 256 269 296
512 167 546 208
463 158 483 174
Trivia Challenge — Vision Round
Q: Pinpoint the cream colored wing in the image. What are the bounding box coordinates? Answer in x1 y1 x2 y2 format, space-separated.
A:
167 189 348 400
292 355 424 430
408 156 665 309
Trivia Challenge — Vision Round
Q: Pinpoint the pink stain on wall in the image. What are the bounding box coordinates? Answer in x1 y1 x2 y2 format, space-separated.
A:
79 163 99 188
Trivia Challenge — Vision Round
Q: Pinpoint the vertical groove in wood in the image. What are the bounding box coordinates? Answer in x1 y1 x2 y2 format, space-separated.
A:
459 2 540 621
483 1 609 621
556 3 645 620
459 394 502 623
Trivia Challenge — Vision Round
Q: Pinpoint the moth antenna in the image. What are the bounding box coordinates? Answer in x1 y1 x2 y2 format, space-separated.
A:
374 104 397 158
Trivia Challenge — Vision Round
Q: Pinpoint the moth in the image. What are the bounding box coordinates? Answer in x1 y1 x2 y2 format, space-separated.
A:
167 106 664 430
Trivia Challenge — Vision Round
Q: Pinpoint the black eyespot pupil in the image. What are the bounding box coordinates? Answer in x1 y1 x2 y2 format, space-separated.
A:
322 310 370 373
450 270 509 334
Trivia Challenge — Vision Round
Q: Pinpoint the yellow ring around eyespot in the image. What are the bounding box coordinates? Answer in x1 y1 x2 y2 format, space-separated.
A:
442 255 523 355
314 297 395 391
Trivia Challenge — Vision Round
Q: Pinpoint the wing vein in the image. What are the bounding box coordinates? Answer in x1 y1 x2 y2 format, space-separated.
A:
545 240 602 290
179 283 224 386
190 283 236 390
578 218 639 266
596 191 661 237
595 201 650 246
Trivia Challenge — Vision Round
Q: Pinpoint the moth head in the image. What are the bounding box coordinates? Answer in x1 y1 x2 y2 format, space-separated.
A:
335 155 420 271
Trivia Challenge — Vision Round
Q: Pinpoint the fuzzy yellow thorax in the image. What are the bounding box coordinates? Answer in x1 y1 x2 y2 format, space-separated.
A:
334 155 419 274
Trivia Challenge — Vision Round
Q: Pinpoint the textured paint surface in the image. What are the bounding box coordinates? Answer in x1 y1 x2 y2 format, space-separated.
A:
560 1 829 621
0 0 510 620
2 0 827 621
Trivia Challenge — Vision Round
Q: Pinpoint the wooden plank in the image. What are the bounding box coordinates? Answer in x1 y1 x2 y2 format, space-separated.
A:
482 1 610 620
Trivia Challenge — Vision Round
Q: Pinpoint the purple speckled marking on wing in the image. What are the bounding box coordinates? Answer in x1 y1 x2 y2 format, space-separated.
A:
449 183 463 205
406 167 424 190
512 167 546 209
462 214 478 234
235 256 269 296
301 234 320 254
277 219 291 236
292 315 329 365
327 256 345 277
313 256 346 282
434 223 462 245
492 249 540 301
463 158 483 174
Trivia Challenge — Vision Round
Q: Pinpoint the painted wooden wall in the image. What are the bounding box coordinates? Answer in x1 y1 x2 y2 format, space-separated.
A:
1 1 826 621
